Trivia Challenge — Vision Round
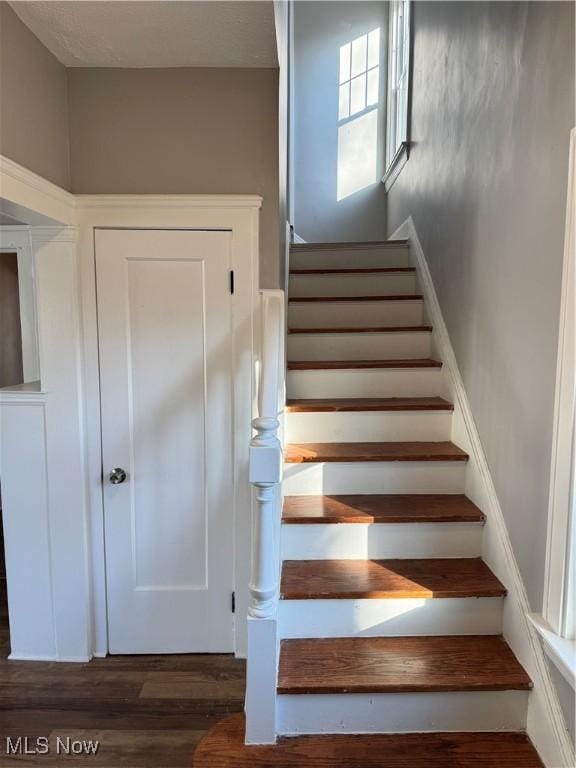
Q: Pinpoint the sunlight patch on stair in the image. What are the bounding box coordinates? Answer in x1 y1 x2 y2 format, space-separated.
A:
351 598 427 634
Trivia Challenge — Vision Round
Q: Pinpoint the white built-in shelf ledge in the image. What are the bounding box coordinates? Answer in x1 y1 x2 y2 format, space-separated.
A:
528 613 576 690
0 381 45 398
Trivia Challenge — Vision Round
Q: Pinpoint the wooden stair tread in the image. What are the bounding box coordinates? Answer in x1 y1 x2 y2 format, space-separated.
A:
290 267 415 275
289 294 424 302
288 325 432 334
290 239 409 251
193 714 544 767
285 441 469 463
280 558 506 600
278 636 532 694
282 495 485 524
288 358 442 370
286 397 453 413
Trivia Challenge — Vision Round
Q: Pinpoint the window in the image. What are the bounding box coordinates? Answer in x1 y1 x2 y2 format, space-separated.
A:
384 0 411 187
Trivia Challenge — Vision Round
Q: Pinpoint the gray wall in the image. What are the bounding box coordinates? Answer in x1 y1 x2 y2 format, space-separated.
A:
293 1 388 242
0 4 281 287
67 67 280 287
0 2 70 189
386 3 575 740
387 0 574 610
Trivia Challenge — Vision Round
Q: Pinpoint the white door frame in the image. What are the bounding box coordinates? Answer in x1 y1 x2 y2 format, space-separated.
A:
75 196 261 658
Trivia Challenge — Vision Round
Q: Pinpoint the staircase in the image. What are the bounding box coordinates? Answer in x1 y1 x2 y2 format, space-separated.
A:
276 241 541 758
196 239 545 766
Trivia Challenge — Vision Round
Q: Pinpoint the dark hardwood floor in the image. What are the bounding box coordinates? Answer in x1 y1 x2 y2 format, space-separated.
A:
0 580 246 767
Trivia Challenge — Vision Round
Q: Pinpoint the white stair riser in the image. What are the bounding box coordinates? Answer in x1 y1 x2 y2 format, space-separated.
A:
281 522 482 559
287 332 431 361
290 247 410 270
278 597 503 639
285 411 451 443
289 273 416 298
283 461 466 496
277 691 528 734
288 300 423 329
287 369 443 399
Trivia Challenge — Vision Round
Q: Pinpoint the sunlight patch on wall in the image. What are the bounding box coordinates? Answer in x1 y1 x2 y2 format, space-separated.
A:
337 28 381 201
337 109 379 201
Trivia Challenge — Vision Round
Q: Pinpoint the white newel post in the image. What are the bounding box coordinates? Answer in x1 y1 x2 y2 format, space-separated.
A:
245 290 284 745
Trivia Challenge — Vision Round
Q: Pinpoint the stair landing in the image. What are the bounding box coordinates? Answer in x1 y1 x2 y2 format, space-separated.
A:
193 714 544 767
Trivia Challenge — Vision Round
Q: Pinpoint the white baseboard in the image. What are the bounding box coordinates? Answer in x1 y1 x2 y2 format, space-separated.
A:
8 653 92 662
391 216 575 768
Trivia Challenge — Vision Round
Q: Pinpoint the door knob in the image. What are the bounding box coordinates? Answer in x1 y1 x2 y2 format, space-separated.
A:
109 467 127 485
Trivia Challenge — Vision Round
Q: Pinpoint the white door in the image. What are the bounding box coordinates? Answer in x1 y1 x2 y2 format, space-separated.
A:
96 229 234 653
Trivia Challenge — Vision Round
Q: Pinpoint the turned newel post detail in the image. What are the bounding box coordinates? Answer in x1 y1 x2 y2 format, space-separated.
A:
246 289 284 744
248 290 284 621
249 415 282 618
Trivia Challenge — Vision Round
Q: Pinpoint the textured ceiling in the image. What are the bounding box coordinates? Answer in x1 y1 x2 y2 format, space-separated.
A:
9 1 278 68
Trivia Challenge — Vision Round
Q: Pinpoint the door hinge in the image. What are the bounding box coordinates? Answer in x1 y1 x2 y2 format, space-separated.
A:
231 591 236 613
229 270 235 294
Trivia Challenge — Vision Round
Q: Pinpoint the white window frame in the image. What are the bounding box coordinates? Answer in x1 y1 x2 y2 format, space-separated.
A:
530 129 576 690
383 0 411 190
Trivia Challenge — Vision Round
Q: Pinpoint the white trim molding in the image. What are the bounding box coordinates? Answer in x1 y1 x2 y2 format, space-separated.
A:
0 155 75 226
391 215 575 768
76 193 262 210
